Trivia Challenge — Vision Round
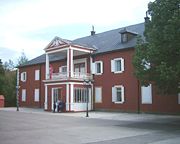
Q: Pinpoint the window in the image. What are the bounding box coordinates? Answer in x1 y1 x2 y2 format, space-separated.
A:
35 70 40 80
22 89 26 102
21 72 27 82
59 66 67 73
74 88 89 103
178 93 180 104
92 61 103 75
111 58 124 73
95 87 102 103
121 33 128 43
141 84 152 104
112 85 125 103
34 89 39 102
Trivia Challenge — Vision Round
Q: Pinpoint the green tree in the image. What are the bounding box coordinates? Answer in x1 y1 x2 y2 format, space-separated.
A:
0 59 5 95
17 52 28 66
133 0 180 94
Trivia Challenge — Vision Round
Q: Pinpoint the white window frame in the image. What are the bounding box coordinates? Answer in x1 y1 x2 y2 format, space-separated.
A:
112 85 125 104
21 72 27 82
35 70 40 80
111 58 124 73
22 89 26 102
59 65 67 73
34 89 39 102
95 87 102 103
93 61 103 75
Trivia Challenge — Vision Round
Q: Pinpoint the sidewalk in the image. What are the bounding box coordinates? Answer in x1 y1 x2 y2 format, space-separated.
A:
1 107 180 123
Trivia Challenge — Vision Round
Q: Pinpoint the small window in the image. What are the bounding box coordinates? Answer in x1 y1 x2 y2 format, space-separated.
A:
21 72 27 82
59 66 67 73
121 33 128 43
112 85 125 103
92 61 103 75
95 87 102 103
35 70 40 80
34 89 39 102
111 58 124 73
22 89 26 102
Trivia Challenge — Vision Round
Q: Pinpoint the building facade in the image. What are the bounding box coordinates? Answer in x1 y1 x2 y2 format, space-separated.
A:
18 23 180 114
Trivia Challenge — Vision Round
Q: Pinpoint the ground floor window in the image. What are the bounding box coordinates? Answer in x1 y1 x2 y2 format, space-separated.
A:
95 87 102 103
22 89 26 102
74 88 88 103
112 85 125 103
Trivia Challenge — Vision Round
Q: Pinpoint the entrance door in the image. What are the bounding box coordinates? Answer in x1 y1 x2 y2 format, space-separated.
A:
52 88 62 110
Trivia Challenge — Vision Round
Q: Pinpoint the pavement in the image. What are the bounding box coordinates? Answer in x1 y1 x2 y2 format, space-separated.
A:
0 107 180 144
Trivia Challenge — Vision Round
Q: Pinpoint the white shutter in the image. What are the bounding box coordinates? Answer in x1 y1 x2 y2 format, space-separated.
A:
34 89 39 102
95 87 102 103
121 58 125 72
59 67 62 72
141 84 152 104
100 61 103 74
121 86 125 102
111 60 115 72
91 63 95 74
22 89 26 101
20 73 23 81
112 87 116 102
35 70 40 80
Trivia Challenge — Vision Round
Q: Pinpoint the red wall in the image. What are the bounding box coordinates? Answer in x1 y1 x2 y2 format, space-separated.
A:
93 49 139 112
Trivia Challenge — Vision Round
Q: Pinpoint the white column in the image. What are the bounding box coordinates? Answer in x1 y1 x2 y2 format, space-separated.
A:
66 84 69 111
70 84 74 111
45 53 49 79
67 48 74 78
44 85 48 110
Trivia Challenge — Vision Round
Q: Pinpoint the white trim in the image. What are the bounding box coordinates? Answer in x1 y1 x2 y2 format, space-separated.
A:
44 85 48 110
71 47 92 53
21 72 27 82
111 58 125 73
70 84 74 111
66 84 69 111
70 48 74 77
46 47 69 54
94 61 103 75
45 54 49 79
112 85 125 104
44 82 85 86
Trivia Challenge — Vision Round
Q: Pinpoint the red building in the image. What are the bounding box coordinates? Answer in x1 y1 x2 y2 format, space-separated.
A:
18 23 180 114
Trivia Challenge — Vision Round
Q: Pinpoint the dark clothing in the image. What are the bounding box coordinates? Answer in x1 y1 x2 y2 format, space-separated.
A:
53 102 56 113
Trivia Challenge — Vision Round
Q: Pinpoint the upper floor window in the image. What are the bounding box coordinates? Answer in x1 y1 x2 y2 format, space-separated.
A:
121 33 128 43
21 72 27 82
111 58 124 73
35 70 40 80
112 85 125 103
59 66 67 73
92 61 103 75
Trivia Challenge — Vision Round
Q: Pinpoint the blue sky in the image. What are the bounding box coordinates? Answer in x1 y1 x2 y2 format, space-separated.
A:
0 0 153 64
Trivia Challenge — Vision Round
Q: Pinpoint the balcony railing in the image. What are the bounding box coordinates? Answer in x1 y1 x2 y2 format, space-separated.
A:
48 72 93 81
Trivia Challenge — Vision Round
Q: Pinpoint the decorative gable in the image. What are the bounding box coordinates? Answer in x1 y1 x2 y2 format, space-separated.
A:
44 36 71 52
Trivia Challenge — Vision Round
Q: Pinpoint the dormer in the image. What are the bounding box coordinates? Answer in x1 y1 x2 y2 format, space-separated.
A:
119 28 138 43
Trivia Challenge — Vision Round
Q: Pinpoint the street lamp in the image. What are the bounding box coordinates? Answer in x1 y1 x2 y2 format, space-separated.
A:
83 79 92 117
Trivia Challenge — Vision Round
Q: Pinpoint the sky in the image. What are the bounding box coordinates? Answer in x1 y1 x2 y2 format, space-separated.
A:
0 0 153 64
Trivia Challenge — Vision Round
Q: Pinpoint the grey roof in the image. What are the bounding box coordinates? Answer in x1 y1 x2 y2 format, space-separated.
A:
20 22 144 67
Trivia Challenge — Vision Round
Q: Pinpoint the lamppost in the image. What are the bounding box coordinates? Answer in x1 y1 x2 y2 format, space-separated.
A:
83 79 92 117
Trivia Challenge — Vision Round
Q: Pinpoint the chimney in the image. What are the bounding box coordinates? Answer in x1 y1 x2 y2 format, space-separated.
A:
91 25 95 36
144 11 150 23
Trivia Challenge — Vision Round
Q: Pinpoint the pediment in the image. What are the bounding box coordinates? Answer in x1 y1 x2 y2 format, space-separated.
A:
44 36 71 51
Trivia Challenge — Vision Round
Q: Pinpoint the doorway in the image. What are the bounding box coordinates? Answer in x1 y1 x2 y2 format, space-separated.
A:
52 88 62 110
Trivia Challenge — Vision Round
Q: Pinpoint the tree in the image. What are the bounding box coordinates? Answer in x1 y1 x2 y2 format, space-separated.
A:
0 59 5 95
4 59 15 71
17 52 28 66
133 0 180 94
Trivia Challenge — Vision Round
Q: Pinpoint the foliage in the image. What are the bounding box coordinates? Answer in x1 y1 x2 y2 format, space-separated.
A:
17 52 28 66
133 0 180 94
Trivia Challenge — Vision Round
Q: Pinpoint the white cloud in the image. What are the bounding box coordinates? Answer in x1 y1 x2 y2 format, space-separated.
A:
0 0 153 62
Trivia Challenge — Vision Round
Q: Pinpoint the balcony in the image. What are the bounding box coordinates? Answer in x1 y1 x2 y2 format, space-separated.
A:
47 72 93 81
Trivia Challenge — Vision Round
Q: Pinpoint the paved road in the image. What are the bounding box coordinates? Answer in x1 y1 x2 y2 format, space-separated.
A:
0 109 180 144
